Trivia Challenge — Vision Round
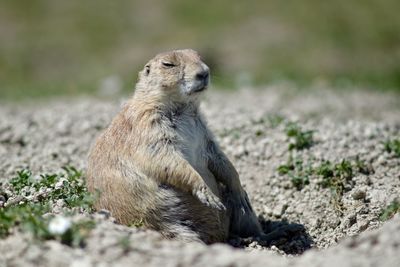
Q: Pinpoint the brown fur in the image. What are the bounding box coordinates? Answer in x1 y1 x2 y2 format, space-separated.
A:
87 49 263 243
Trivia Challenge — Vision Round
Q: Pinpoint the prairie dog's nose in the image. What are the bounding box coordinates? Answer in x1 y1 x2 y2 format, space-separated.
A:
196 70 209 82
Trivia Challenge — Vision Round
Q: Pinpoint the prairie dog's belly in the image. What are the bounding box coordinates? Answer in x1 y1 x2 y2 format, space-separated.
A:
175 115 208 170
175 118 220 195
172 112 222 195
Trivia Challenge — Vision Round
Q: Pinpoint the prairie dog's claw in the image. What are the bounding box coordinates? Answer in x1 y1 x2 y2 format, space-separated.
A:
195 186 226 210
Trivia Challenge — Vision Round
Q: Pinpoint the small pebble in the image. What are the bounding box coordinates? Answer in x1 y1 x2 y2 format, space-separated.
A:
352 189 366 200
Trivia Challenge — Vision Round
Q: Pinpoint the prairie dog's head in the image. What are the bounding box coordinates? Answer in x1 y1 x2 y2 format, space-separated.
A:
136 49 210 102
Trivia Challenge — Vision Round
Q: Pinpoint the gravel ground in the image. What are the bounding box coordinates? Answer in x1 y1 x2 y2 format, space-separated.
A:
0 86 399 266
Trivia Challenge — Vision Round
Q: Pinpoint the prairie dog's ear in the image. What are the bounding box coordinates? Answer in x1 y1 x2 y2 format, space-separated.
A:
137 63 150 82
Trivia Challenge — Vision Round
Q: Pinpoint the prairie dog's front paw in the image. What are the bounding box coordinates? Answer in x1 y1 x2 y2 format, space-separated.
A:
195 186 226 210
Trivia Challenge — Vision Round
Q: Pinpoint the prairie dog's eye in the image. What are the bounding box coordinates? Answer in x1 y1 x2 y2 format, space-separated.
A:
161 61 176 68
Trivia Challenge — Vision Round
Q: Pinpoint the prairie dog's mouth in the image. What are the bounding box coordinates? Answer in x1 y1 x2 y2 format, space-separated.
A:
182 79 209 95
192 84 208 93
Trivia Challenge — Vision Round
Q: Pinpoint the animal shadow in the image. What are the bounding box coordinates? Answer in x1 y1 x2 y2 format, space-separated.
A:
228 215 314 255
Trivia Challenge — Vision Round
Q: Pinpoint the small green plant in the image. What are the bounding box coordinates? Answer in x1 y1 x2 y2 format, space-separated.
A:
9 169 34 193
285 122 314 150
317 160 353 188
335 160 353 180
314 159 355 213
379 200 400 221
277 164 292 175
129 218 144 228
0 203 51 239
290 174 310 191
277 157 311 190
383 139 400 157
0 167 95 247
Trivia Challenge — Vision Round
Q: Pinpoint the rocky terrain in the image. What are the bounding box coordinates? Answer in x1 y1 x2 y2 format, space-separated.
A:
0 86 399 266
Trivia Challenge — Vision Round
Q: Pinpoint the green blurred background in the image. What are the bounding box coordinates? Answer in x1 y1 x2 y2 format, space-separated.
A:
1 0 399 100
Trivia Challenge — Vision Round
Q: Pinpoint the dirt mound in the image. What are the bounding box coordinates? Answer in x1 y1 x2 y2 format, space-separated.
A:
1 86 399 266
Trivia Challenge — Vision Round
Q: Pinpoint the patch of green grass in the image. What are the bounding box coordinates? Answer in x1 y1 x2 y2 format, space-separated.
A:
49 167 95 211
0 167 95 247
285 122 314 150
277 158 361 213
379 200 400 221
383 139 400 157
9 166 94 211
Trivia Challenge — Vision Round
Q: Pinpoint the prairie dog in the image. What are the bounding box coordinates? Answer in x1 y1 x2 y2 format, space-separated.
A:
87 49 264 243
